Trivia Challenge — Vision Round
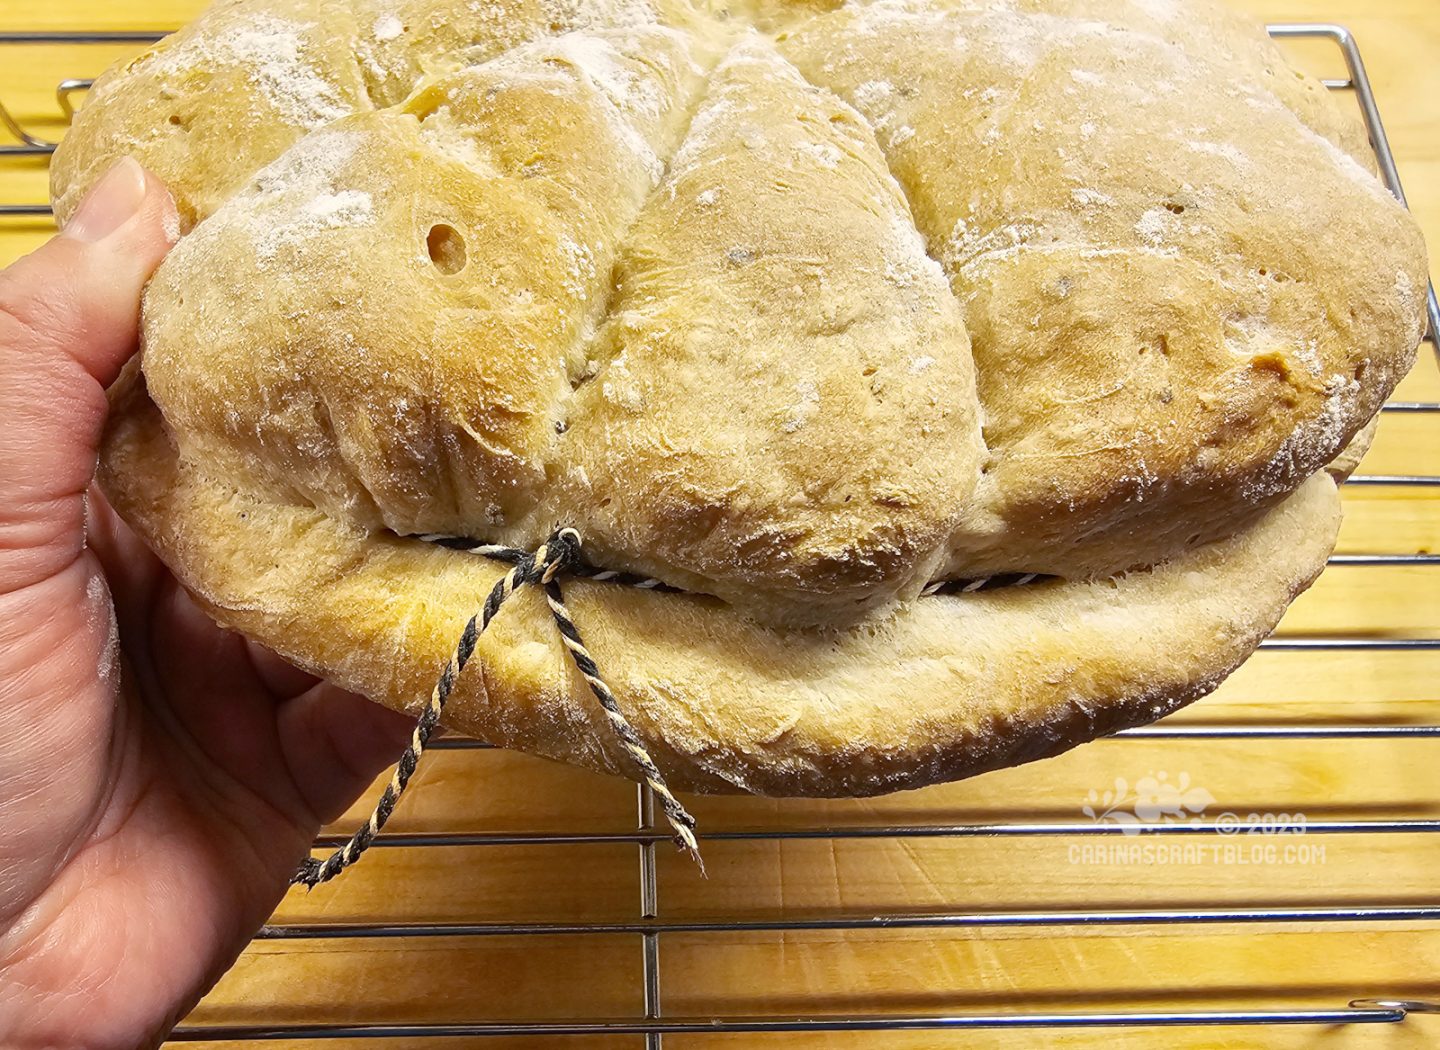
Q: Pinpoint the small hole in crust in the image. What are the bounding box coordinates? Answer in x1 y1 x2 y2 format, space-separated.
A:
426 224 467 275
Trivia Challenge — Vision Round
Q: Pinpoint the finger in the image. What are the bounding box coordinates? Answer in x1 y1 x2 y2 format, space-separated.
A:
276 685 418 825
0 163 178 893
83 484 163 634
142 574 414 826
242 640 322 701
0 158 178 596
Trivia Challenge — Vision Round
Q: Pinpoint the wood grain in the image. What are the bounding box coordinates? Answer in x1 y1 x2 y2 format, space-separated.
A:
1 0 1437 1046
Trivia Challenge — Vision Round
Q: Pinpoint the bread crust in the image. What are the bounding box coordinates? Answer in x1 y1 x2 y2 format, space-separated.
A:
102 366 1339 795
55 0 1425 628
57 0 1421 793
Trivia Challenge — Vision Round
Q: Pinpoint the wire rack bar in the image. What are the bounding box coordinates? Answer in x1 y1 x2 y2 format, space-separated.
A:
306 819 1440 851
0 30 168 42
637 789 663 1050
1326 554 1440 565
1260 638 1440 650
167 1005 1415 1039
255 906 1440 941
1115 724 1440 738
428 725 1440 749
1347 474 1440 486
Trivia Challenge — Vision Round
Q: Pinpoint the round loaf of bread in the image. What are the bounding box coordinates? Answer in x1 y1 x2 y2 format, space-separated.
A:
57 0 1427 794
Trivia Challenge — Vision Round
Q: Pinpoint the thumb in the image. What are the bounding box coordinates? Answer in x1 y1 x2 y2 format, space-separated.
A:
0 158 178 595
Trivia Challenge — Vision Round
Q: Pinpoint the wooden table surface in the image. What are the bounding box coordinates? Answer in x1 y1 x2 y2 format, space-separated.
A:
2 1 1438 1047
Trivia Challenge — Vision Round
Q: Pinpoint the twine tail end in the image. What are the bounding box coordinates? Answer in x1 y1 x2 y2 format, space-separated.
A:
668 811 706 875
290 856 324 890
678 837 707 877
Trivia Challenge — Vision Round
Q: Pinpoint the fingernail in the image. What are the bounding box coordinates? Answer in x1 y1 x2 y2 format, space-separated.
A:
63 157 148 243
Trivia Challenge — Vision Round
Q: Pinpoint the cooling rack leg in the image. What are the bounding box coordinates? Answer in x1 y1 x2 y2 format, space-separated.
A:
638 785 664 1050
1331 30 1440 345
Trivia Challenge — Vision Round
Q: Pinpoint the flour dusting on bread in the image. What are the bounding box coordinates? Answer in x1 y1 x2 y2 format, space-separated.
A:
57 0 1430 794
148 15 351 129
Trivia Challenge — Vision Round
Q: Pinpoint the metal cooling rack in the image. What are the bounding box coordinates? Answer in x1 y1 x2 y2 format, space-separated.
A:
3 20 1440 1043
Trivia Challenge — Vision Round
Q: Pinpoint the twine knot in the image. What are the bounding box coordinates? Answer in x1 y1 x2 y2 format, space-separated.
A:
291 528 701 889
528 526 582 584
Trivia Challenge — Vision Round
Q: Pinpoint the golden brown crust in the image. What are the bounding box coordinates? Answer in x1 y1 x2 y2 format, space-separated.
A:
137 25 718 547
58 0 1425 628
553 38 984 617
103 366 1340 795
51 0 707 229
52 0 374 230
61 0 1425 793
778 0 1426 580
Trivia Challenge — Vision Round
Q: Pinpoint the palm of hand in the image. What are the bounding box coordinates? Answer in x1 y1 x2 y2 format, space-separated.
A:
1 500 410 1049
0 164 413 1049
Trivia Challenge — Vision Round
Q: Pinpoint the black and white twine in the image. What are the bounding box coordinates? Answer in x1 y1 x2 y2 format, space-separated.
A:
292 527 1047 888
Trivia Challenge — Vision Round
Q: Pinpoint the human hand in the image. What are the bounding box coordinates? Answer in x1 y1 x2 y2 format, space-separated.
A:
0 158 415 1048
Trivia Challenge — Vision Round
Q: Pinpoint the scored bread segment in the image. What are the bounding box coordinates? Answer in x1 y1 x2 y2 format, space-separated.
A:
555 37 983 621
349 0 698 107
50 0 375 230
48 0 712 229
140 25 716 543
780 0 1426 580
